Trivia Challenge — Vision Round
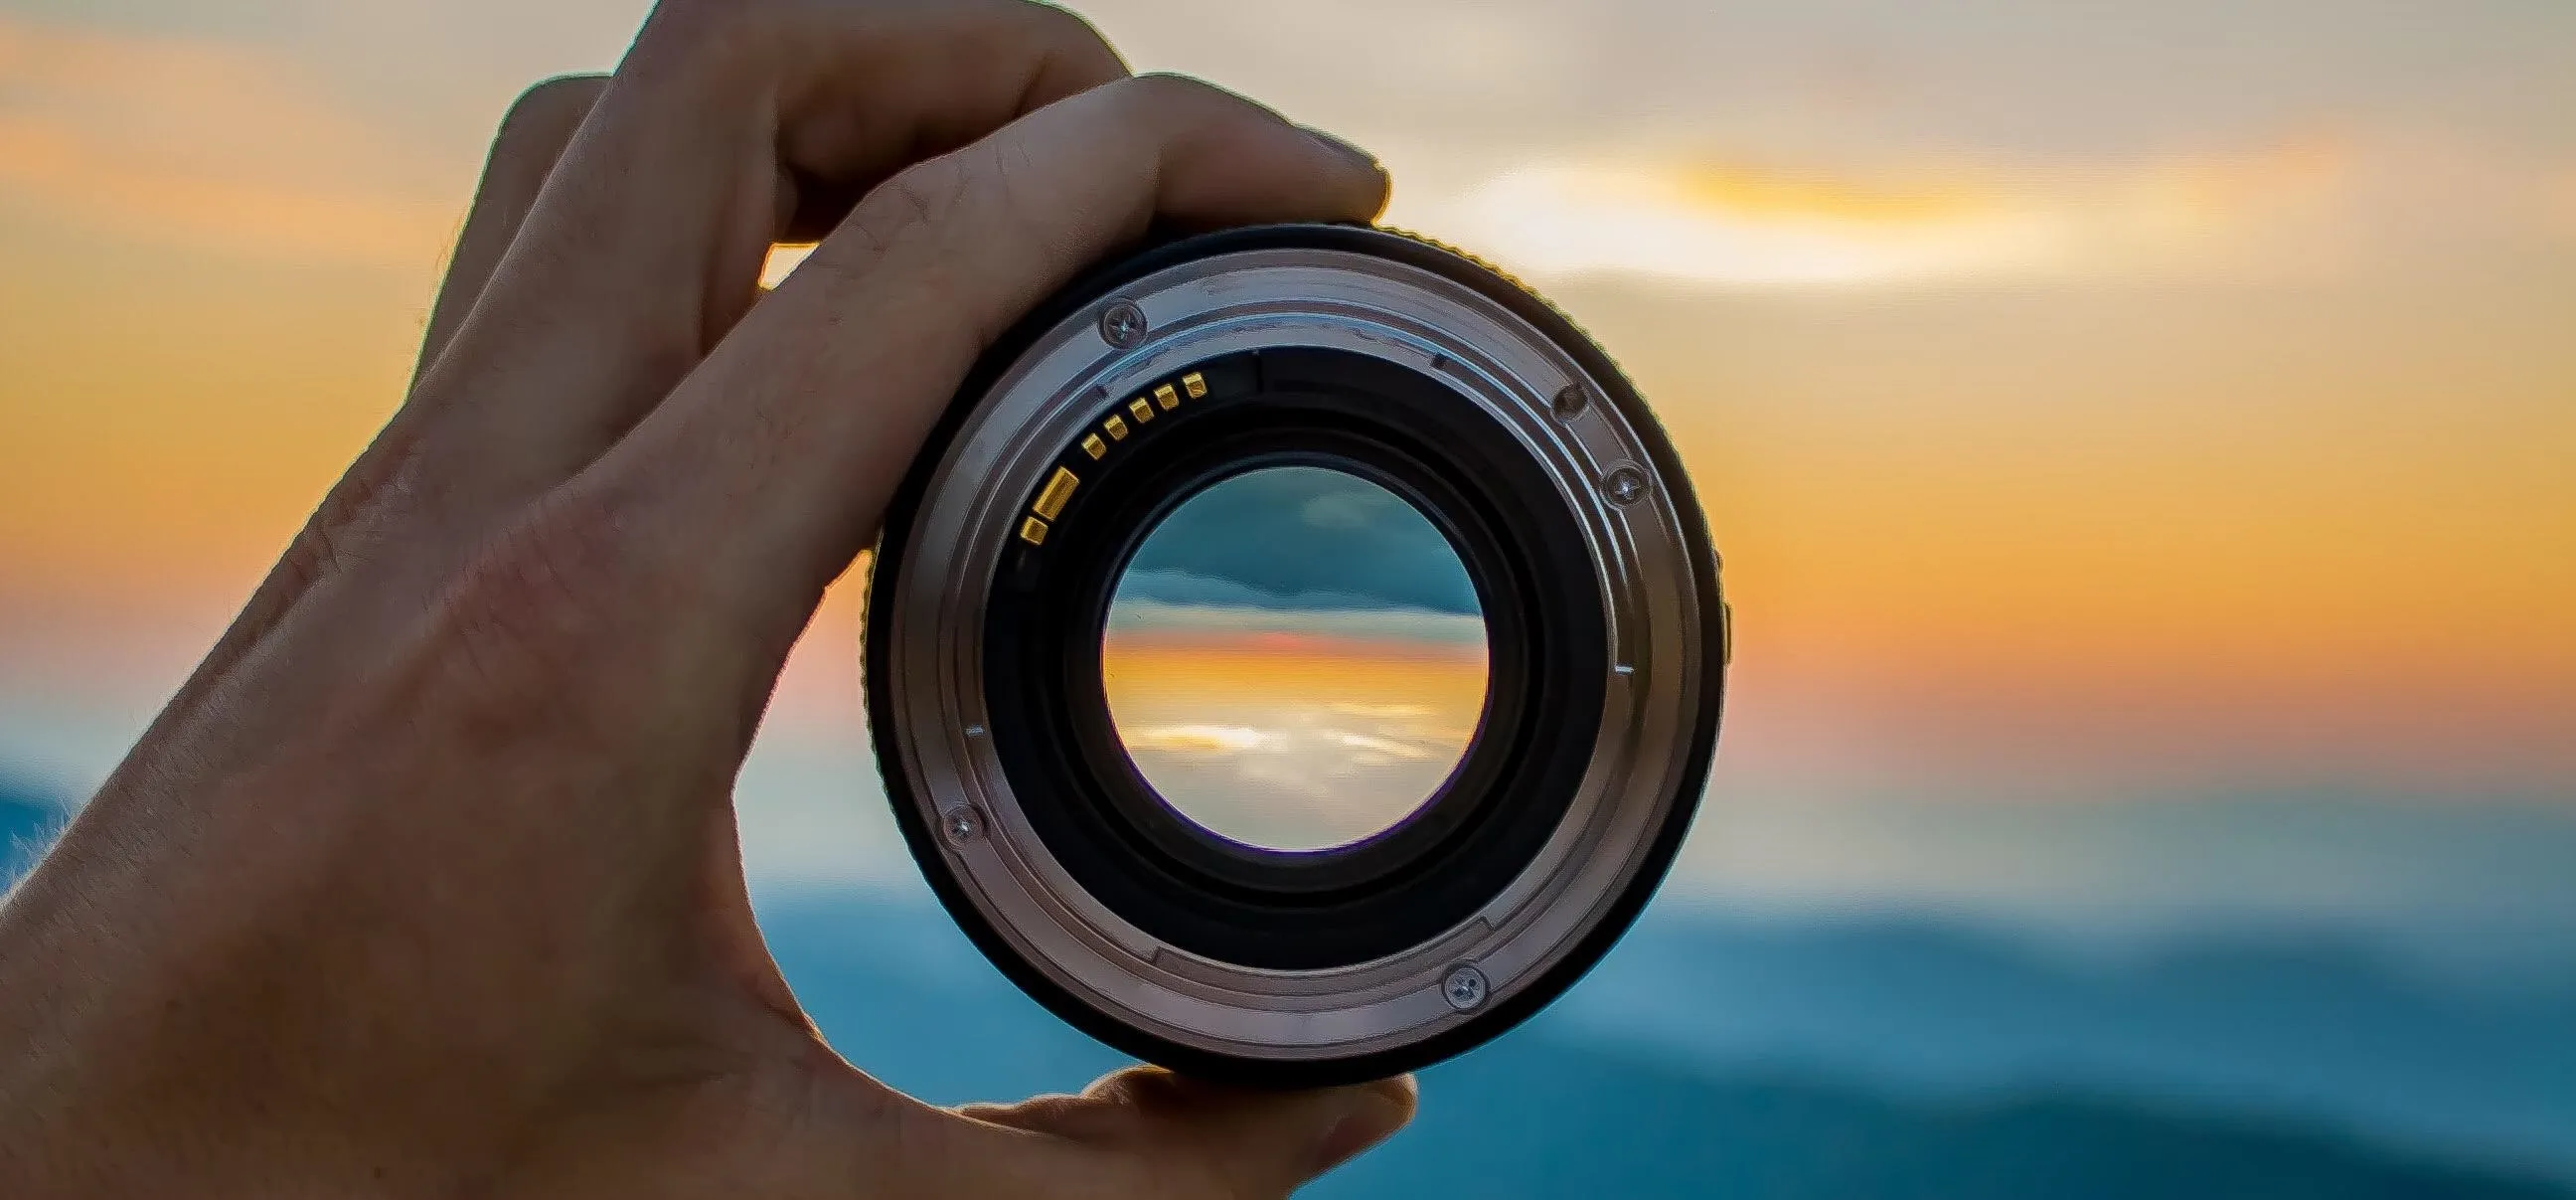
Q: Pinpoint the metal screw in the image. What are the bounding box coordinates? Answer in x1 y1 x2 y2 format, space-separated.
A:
941 805 985 847
1442 964 1489 1012
1099 299 1147 348
1550 384 1588 420
1604 466 1649 506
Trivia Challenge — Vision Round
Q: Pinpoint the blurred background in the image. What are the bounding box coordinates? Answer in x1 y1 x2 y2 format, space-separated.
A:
3 0 2571 1195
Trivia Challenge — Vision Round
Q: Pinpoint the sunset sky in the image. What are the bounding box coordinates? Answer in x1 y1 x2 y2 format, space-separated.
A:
1101 466 1490 851
3 0 2571 971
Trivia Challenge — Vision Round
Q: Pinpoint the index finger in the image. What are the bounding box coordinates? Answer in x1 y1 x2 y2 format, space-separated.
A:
380 0 1131 603
585 74 1387 653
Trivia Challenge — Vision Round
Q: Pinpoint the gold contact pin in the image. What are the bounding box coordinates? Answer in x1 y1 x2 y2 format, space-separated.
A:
1154 384 1179 411
1032 466 1079 521
1104 414 1129 440
1019 516 1048 546
1127 397 1155 424
1080 433 1106 460
1182 372 1207 400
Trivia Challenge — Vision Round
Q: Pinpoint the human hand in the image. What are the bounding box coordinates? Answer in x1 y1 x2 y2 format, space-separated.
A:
0 1 1404 1196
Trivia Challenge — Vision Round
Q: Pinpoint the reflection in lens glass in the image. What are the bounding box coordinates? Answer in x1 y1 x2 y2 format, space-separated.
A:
1101 466 1489 852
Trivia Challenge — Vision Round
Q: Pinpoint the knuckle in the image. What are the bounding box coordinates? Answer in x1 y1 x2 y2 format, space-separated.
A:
1019 1 1122 70
268 444 423 597
1109 71 1218 114
639 0 759 46
428 492 627 716
843 155 978 257
627 0 777 92
1094 72 1251 137
492 74 605 155
1043 74 1230 175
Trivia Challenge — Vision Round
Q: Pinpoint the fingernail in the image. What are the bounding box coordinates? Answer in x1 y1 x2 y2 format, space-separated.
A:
1309 1076 1417 1173
1299 123 1383 176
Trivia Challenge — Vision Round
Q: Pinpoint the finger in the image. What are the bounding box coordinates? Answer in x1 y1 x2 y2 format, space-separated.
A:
414 74 607 385
399 0 1127 546
964 1067 1418 1198
589 73 1388 662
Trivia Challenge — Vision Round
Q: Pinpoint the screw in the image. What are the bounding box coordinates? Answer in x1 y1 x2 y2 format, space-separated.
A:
1442 963 1489 1012
1604 466 1649 506
1550 384 1588 420
941 805 985 847
1099 300 1147 348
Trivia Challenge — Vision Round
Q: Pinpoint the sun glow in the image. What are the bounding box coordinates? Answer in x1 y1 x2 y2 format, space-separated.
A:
1395 141 2362 290
1441 161 2050 287
1392 159 2032 288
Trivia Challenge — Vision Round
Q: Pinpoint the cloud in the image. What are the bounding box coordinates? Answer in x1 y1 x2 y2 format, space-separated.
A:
1120 724 1282 756
1389 129 2576 290
1330 731 1439 763
1114 702 1478 850
1393 137 2383 289
1122 466 1483 616
0 17 460 268
1104 597 1488 646
1109 568 1395 615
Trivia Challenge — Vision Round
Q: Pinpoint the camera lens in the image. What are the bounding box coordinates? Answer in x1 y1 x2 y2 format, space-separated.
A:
866 224 1728 1085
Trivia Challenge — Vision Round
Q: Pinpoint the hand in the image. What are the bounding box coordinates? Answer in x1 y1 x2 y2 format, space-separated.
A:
0 1 1404 1195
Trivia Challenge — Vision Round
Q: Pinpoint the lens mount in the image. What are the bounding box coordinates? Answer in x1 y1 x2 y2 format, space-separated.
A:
865 225 1727 1085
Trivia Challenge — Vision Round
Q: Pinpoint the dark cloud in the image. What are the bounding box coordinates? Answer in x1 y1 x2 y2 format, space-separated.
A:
1118 466 1481 616
1112 570 1389 613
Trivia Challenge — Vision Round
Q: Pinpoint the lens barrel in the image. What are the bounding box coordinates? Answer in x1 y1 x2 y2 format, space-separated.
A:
865 224 1728 1085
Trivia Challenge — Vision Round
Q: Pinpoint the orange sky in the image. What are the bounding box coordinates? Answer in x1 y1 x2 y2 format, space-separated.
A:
1101 635 1489 754
2 1 2572 811
1101 634 1490 848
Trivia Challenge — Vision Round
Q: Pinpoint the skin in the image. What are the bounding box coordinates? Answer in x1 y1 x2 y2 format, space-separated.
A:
0 0 1411 1195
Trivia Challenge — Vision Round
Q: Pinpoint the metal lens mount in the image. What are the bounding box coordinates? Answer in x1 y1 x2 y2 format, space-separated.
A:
865 224 1728 1085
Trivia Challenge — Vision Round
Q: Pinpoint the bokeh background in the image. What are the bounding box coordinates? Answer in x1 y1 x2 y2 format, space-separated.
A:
4 1 2572 1195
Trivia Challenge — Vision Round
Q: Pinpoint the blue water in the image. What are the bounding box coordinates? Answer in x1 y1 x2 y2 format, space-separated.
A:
9 772 2571 1197
753 886 2576 1199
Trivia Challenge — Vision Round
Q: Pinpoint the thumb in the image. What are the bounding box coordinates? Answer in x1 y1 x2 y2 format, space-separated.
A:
965 1066 1417 1198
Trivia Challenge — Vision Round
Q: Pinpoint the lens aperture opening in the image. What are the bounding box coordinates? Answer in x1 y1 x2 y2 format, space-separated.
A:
1100 465 1490 853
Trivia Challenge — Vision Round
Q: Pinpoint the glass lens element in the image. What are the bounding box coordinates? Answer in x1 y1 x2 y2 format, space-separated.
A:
1101 466 1489 852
